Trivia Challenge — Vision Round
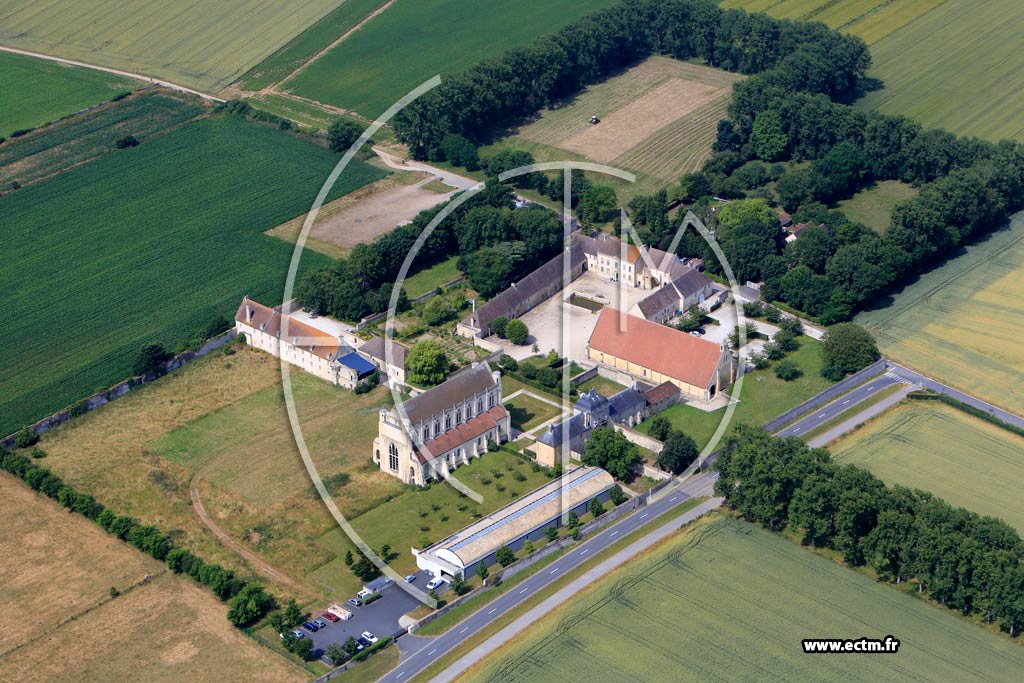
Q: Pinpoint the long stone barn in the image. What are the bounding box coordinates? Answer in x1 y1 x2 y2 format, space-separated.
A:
413 466 614 580
586 307 735 402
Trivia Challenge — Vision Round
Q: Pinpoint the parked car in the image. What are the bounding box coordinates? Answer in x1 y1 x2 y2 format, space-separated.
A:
302 621 320 633
356 588 374 600
426 576 446 591
347 597 363 608
361 631 379 644
357 636 372 648
313 617 329 629
291 629 305 639
404 574 417 583
322 611 340 623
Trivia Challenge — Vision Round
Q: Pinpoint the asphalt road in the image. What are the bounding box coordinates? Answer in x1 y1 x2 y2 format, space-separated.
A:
774 370 914 439
378 473 717 683
888 362 1024 431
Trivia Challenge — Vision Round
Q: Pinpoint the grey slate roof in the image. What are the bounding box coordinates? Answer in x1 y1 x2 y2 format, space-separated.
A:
608 388 645 418
401 363 496 425
574 388 608 413
536 413 588 447
359 335 406 369
636 284 680 318
671 268 712 299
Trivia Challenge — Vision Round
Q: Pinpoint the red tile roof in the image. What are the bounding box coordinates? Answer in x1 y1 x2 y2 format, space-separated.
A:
415 405 508 464
235 297 342 361
587 308 725 389
643 381 680 405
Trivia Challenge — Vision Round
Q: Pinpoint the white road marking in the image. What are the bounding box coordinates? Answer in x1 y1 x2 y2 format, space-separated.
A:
459 627 468 634
488 608 497 615
817 412 826 418
793 427 801 433
669 497 679 502
611 530 619 537
428 649 437 656
551 567 560 574
396 672 405 679
520 587 529 594
842 399 850 405
639 513 649 519
581 548 590 555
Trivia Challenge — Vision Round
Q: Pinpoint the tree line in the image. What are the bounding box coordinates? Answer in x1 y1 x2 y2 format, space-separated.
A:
296 182 563 320
0 446 273 628
715 426 1024 636
392 0 869 159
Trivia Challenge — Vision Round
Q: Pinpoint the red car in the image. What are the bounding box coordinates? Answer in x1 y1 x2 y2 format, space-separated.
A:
322 611 340 623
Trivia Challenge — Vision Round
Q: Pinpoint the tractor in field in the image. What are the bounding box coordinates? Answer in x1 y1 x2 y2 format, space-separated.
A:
589 115 601 125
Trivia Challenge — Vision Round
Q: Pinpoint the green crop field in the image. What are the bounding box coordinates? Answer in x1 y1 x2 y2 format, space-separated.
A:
239 0 390 91
0 90 203 189
0 115 384 437
856 212 1024 416
837 180 917 233
0 0 343 93
287 0 620 118
467 515 1024 683
0 50 135 137
831 400 1024 533
856 0 1024 142
719 0 947 45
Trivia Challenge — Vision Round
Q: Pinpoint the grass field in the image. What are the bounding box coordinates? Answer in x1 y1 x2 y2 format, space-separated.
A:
287 0 620 118
488 57 741 198
831 400 1024 532
0 115 384 437
856 212 1024 415
639 338 832 449
465 515 1024 683
0 90 203 190
836 180 917 233
576 375 627 397
0 473 306 683
856 0 1024 142
0 50 135 137
239 0 391 91
719 0 948 46
505 394 562 431
0 0 343 92
402 256 464 297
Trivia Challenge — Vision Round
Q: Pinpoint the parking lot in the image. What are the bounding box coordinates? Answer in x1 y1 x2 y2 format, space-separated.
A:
295 570 447 662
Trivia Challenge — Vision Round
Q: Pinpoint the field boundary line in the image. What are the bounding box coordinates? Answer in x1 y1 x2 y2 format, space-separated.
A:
0 46 224 102
276 0 395 91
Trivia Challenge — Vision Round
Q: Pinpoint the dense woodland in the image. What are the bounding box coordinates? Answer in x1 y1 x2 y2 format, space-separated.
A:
716 426 1024 637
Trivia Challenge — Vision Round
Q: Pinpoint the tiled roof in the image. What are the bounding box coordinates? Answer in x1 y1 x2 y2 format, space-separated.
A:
588 308 725 389
636 284 680 318
461 243 584 332
415 405 507 464
401 363 497 425
235 297 344 361
671 269 712 299
359 336 406 369
643 381 680 406
536 413 589 447
608 387 645 417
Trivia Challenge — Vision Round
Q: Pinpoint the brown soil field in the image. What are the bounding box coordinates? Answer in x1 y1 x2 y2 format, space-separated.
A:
0 474 306 683
265 172 453 258
560 77 726 162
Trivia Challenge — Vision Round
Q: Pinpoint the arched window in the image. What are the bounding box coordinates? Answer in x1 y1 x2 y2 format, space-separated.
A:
388 443 399 471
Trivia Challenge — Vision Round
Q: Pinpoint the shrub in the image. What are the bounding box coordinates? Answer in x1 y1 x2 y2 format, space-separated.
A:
490 316 509 338
293 637 315 660
226 584 271 627
609 485 628 506
497 354 518 372
326 643 348 665
589 498 606 517
646 415 672 441
328 118 362 153
545 526 558 541
115 135 139 149
13 427 38 449
504 319 529 345
30 447 46 459
774 359 802 381
133 343 172 376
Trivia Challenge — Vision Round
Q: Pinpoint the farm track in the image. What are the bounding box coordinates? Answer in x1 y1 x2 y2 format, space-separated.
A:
189 471 303 591
0 46 223 102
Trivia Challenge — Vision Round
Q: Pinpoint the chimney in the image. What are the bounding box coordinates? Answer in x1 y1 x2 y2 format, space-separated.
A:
471 298 476 312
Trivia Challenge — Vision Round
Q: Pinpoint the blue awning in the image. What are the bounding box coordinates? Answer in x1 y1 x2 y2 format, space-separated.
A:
338 352 377 378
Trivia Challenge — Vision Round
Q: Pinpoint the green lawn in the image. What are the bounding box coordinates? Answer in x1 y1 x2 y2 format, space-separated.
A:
402 256 463 298
639 338 832 449
0 51 136 137
466 515 1024 683
0 0 343 92
837 180 917 233
288 0 620 117
505 394 562 432
349 451 553 574
576 375 626 397
0 91 203 189
239 0 391 91
831 400 1024 533
0 115 384 437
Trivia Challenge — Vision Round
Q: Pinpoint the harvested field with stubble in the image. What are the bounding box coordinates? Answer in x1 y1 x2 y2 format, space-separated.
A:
0 474 306 683
505 57 741 195
830 400 1024 533
464 515 1024 683
856 213 1024 415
